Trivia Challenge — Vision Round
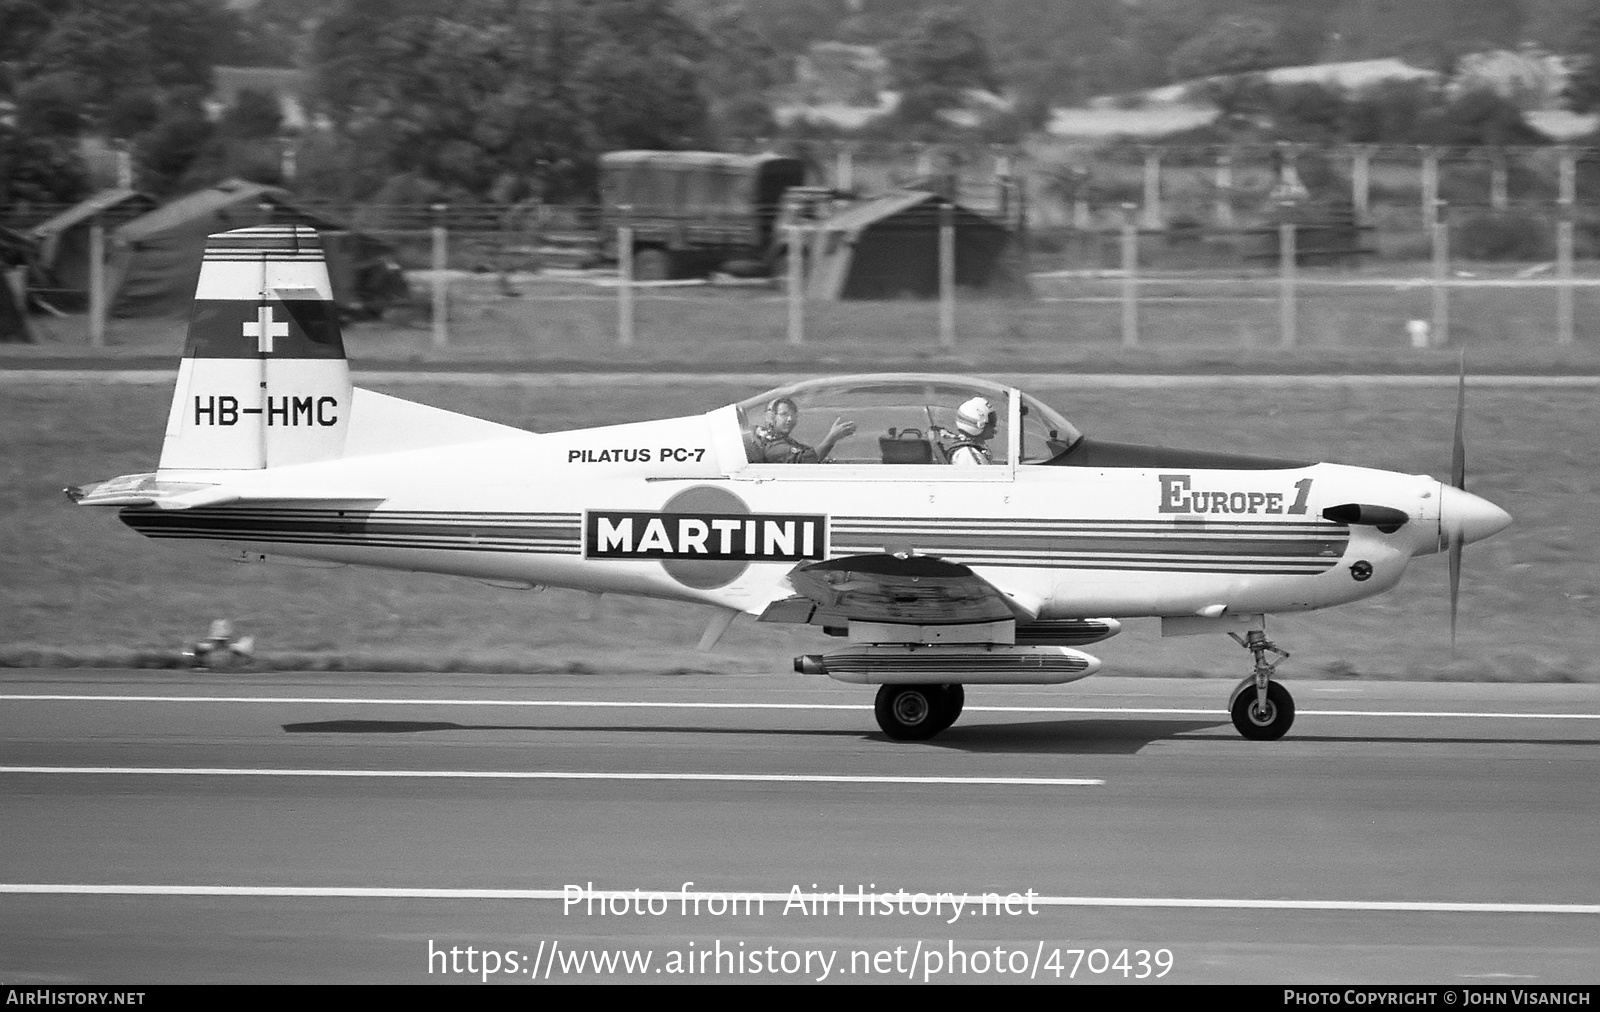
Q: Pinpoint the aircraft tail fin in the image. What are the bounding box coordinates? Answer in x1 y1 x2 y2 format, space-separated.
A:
157 225 353 471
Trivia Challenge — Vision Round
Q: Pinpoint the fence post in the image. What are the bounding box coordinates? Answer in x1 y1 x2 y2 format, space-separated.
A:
1141 147 1162 230
1421 147 1440 230
1556 145 1575 347
1431 202 1449 348
833 142 854 194
1557 215 1575 346
1279 213 1297 349
991 146 1011 182
1351 145 1373 225
992 146 1013 223
430 203 449 349
939 202 956 349
1214 149 1233 229
3 268 32 342
1120 204 1138 349
1071 165 1091 230
617 218 635 348
87 214 106 348
786 224 804 346
1557 146 1576 209
279 135 298 186
114 139 133 190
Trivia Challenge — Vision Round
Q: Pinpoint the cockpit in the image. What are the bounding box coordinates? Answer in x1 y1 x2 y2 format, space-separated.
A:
734 375 1082 468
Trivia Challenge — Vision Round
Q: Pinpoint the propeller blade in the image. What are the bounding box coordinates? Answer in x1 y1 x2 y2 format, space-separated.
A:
1448 352 1466 653
1448 532 1462 653
1452 351 1467 490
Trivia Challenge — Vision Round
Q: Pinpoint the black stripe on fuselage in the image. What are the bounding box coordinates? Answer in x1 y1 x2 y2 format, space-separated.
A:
120 508 584 554
120 508 1345 573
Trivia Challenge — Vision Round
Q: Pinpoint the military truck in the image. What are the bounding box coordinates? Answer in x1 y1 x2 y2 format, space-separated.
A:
598 150 807 280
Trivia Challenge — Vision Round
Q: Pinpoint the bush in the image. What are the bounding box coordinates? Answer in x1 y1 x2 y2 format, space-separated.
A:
1453 212 1550 261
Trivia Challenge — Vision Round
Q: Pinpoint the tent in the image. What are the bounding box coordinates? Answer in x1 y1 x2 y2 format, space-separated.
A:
805 190 1029 300
107 179 408 318
26 188 158 310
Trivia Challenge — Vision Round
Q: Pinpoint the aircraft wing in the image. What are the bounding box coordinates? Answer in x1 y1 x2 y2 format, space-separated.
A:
64 473 383 510
768 553 1037 627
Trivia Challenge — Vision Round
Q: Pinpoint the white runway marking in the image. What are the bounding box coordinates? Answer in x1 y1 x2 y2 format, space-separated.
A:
0 884 1592 915
3 694 1598 720
0 694 861 710
0 767 1104 787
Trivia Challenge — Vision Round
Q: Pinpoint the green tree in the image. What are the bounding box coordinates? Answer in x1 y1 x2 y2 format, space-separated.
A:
0 0 55 66
884 6 997 95
1564 12 1600 113
682 0 783 141
1168 16 1284 82
221 89 285 140
1427 88 1549 146
20 0 241 125
133 87 217 195
0 124 87 204
226 0 327 67
14 72 87 137
309 0 729 201
881 5 998 133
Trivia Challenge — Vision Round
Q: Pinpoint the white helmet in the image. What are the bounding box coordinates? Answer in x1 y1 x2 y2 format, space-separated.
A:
956 396 995 435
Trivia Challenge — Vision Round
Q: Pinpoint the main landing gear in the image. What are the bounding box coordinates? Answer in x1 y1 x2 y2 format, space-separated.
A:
874 683 965 741
1227 630 1295 740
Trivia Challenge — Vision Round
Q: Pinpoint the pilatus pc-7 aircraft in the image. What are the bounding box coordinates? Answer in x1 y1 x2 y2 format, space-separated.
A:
68 226 1512 741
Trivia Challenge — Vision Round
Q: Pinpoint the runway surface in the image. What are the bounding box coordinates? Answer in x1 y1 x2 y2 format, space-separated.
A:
1 668 1597 985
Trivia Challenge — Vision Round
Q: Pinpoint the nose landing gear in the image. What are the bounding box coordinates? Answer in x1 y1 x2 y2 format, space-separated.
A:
1227 630 1295 740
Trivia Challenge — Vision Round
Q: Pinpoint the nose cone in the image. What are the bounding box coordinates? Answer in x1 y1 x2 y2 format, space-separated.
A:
1439 484 1512 546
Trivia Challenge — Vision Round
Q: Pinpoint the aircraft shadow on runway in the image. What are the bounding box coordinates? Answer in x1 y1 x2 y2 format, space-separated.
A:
281 717 1231 755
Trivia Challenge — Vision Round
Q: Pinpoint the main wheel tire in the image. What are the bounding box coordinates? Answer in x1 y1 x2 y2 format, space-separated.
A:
875 684 946 741
633 248 674 281
1230 680 1295 741
932 684 965 732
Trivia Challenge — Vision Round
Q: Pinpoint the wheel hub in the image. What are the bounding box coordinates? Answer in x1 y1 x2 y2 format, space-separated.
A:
893 692 930 725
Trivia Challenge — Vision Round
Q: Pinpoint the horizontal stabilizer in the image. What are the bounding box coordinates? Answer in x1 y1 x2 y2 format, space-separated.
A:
65 473 383 511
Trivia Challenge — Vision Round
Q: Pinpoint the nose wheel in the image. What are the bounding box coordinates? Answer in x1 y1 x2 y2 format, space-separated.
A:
1230 679 1295 740
874 683 965 740
1227 630 1295 741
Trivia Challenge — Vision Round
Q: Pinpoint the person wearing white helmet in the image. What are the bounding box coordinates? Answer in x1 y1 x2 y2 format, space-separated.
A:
945 396 996 465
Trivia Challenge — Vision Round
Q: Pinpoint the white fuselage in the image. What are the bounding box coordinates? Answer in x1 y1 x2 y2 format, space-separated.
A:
127 398 1447 624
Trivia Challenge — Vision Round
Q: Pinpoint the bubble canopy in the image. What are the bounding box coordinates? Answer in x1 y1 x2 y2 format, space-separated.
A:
733 374 1082 466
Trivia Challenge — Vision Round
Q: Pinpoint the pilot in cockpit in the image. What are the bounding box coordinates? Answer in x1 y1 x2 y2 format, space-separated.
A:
943 396 996 465
751 396 857 463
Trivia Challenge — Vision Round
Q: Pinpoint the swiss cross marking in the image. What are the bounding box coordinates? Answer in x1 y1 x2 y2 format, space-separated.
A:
244 304 290 353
